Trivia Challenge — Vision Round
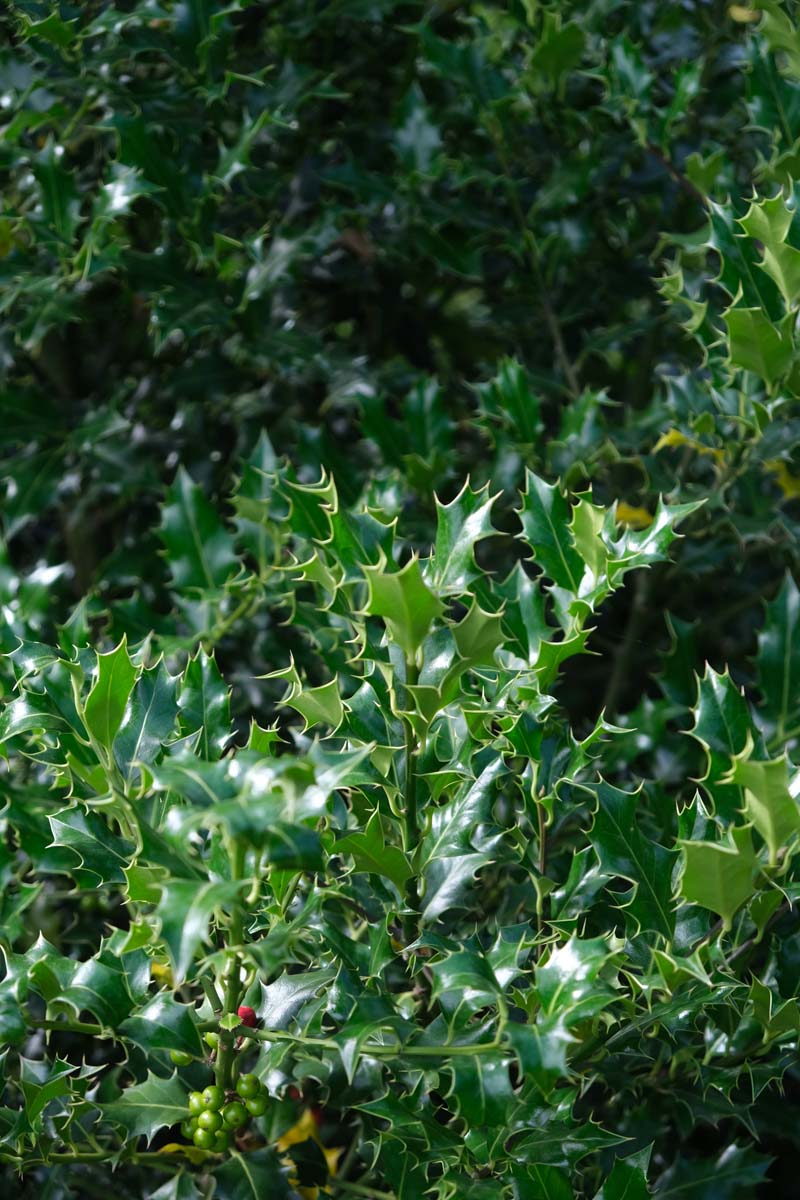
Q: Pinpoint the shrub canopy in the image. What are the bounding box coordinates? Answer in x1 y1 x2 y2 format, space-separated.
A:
3 2 800 1197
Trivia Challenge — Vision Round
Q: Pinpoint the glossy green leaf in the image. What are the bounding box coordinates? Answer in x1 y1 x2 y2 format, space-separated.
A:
84 636 137 750
160 467 238 592
113 662 179 778
156 879 243 982
427 482 498 595
518 471 582 592
102 1071 188 1143
364 554 444 660
589 782 675 937
178 650 231 759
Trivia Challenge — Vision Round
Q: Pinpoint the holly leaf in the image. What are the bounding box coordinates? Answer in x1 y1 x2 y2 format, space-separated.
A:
594 1156 650 1200
518 471 582 593
47 807 134 887
589 782 676 937
723 305 793 386
728 750 800 866
160 467 238 592
427 481 498 595
418 757 504 921
178 650 231 759
258 967 335 1030
33 138 81 246
102 1071 188 1143
756 572 800 739
689 665 751 820
119 993 204 1057
474 357 543 444
156 880 243 982
212 1149 296 1200
452 598 506 668
679 827 757 930
364 554 444 660
84 636 137 751
113 662 179 779
337 810 412 890
536 936 619 1026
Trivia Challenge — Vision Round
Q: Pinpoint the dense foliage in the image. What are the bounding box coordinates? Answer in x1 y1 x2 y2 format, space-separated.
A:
4 1 800 1197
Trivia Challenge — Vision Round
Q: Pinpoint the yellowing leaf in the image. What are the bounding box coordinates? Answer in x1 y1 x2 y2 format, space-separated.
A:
278 1109 343 1194
158 1142 210 1165
765 459 800 500
151 960 174 986
615 502 653 530
277 1109 318 1151
653 428 725 463
728 4 759 19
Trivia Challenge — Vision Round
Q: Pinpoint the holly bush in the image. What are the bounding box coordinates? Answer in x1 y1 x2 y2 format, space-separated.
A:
4 1 800 1198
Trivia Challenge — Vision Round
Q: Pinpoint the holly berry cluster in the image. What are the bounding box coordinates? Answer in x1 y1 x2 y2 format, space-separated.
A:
167 1007 265 1154
181 1074 269 1152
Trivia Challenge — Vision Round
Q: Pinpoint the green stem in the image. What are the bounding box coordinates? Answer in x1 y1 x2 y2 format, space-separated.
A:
43 1150 175 1167
201 572 270 652
30 1017 107 1037
201 974 224 1014
537 801 547 876
402 659 421 935
231 1023 501 1058
215 839 246 1092
334 1181 396 1200
402 659 420 853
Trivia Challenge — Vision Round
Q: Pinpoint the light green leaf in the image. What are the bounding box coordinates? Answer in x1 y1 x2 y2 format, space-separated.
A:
337 810 412 890
739 190 800 307
364 554 444 660
723 305 793 386
452 598 506 668
729 750 800 865
679 826 757 930
84 636 137 751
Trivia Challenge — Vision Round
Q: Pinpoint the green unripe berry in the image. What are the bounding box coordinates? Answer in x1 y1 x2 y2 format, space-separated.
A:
198 1108 223 1132
236 1073 260 1099
193 1127 216 1150
181 1118 197 1138
213 1130 230 1153
204 1031 220 1049
188 1091 205 1116
222 1101 248 1128
245 1093 268 1117
169 1049 194 1066
201 1084 225 1111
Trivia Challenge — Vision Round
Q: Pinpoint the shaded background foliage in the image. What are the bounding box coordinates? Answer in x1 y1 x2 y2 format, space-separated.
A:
4 0 800 1197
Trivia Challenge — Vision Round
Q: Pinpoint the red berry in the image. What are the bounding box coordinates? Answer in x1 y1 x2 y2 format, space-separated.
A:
237 1005 257 1027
